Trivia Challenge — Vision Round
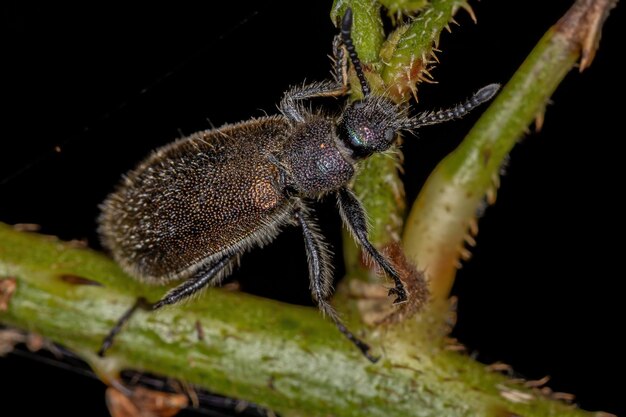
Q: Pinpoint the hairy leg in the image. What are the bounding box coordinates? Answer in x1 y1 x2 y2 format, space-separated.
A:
98 254 236 357
294 204 378 362
337 187 407 304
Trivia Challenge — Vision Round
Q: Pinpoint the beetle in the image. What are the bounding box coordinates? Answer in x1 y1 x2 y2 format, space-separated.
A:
98 8 498 361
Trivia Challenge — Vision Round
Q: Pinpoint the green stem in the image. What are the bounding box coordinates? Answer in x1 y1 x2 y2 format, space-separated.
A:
402 0 617 304
0 1 617 416
0 223 597 417
333 0 467 287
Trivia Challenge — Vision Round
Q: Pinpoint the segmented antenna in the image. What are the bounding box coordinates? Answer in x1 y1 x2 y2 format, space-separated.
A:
341 8 371 97
404 84 500 130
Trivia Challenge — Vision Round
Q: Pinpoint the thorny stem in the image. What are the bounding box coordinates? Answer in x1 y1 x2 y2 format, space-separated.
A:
331 0 468 289
0 223 601 417
335 0 617 313
402 0 617 305
0 0 618 416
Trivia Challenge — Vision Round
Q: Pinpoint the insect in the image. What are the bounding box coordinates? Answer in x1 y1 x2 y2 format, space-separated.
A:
98 8 499 361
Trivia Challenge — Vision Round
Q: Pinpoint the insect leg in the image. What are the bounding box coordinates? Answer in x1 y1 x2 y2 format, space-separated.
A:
153 254 235 309
336 187 408 304
279 81 347 123
98 254 236 357
332 34 348 88
294 206 378 362
98 297 152 357
280 9 367 123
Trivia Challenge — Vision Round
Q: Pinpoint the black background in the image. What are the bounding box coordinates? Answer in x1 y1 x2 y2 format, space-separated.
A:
1 1 622 416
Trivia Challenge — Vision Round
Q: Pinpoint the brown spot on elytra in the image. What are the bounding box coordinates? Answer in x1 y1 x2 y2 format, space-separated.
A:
250 178 279 210
59 274 102 286
0 278 17 311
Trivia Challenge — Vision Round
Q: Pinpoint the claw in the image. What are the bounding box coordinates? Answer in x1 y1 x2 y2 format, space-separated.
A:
388 287 408 304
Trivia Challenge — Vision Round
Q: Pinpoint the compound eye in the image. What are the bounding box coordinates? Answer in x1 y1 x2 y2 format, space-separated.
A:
346 126 365 148
352 100 366 109
384 128 395 142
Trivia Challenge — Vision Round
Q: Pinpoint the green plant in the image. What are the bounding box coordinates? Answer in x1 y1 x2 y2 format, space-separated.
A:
0 1 618 416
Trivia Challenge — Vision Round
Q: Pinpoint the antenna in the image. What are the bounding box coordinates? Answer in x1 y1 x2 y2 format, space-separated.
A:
404 84 500 130
340 8 371 97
